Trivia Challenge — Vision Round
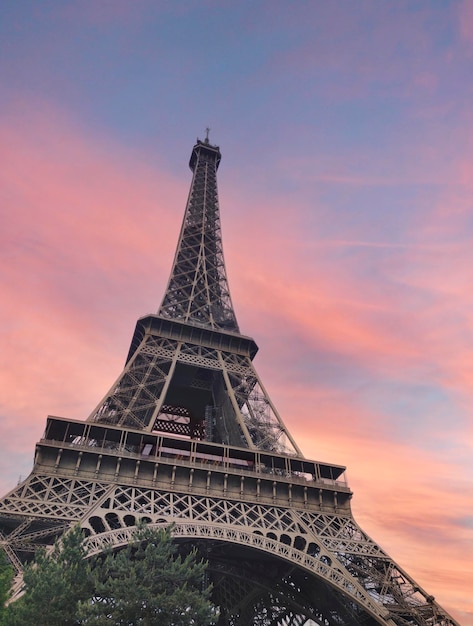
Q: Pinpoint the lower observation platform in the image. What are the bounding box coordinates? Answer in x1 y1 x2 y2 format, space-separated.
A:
36 416 351 515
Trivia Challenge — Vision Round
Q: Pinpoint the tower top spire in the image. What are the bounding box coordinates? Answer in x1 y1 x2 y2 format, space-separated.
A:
158 138 238 331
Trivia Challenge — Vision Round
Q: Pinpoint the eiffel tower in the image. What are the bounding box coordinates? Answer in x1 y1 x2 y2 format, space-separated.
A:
0 136 459 626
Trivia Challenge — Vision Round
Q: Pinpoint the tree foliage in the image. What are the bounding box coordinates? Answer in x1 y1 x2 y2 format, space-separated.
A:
2 524 216 626
0 549 14 621
3 525 92 626
78 525 216 625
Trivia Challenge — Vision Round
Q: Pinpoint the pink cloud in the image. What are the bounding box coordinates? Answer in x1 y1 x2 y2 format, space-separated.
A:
259 1 447 102
221 173 473 621
225 152 473 399
292 403 472 621
0 99 184 487
458 0 473 46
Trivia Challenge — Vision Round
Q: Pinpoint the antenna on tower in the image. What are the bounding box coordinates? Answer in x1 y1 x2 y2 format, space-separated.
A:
205 127 210 143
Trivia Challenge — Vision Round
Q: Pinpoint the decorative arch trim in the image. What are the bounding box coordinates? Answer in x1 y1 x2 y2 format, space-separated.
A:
84 520 390 624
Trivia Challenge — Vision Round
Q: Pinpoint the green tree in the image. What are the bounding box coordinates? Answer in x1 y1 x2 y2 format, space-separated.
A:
3 525 92 626
0 549 14 621
78 524 216 625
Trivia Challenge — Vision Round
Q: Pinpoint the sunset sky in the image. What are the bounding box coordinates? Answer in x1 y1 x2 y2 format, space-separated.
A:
1 2 472 623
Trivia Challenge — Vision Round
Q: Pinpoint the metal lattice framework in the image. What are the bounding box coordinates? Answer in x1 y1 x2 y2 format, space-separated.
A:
88 320 301 455
0 442 456 625
0 137 459 626
159 138 238 332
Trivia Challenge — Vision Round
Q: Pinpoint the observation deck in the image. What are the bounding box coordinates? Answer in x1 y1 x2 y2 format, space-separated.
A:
37 416 352 516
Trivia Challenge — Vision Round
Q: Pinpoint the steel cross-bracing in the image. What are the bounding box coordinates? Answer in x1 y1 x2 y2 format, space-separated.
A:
159 139 238 332
0 137 459 626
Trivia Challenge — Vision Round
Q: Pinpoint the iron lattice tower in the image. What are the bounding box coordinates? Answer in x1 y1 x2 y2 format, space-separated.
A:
0 137 459 626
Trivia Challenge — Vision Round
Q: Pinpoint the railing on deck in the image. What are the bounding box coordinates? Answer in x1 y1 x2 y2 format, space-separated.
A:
39 433 348 490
